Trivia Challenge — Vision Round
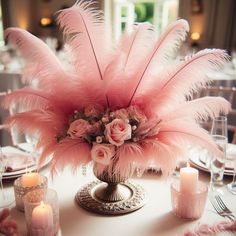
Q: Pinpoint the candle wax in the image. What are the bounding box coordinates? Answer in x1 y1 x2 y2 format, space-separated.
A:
180 166 199 194
21 172 40 188
32 201 53 229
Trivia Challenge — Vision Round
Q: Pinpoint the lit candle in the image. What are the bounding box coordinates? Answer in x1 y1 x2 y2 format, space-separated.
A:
32 201 53 229
180 166 199 194
21 172 40 188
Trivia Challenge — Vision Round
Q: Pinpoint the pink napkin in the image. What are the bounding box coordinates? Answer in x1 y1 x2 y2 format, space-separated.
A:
4 152 36 172
183 219 236 235
200 154 236 170
0 208 19 236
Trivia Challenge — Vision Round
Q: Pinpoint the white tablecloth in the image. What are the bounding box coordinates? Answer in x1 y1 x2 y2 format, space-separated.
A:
3 165 236 236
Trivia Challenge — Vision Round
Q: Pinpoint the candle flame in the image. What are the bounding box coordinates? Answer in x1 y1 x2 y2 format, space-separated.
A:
186 162 190 167
40 17 52 27
191 32 200 41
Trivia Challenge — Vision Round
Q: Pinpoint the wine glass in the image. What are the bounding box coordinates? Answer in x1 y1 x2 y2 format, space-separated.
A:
209 116 228 189
227 156 236 194
25 133 38 146
0 146 15 208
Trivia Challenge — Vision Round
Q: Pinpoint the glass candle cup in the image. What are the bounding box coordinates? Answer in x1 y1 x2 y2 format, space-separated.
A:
14 174 48 211
171 181 208 220
24 188 59 236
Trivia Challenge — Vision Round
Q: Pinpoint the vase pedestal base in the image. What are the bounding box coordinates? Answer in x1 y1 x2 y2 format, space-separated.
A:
75 180 147 215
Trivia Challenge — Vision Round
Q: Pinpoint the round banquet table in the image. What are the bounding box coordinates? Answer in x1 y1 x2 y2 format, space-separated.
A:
2 163 236 236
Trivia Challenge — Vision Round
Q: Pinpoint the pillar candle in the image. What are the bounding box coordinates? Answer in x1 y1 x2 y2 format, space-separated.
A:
21 172 40 188
32 201 53 229
180 166 199 194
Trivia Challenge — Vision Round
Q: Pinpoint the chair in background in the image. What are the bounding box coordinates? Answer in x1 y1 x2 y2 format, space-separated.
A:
199 86 236 105
194 86 236 144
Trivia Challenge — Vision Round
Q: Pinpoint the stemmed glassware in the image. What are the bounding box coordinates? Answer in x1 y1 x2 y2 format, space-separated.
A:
0 146 14 208
209 116 228 190
227 157 236 194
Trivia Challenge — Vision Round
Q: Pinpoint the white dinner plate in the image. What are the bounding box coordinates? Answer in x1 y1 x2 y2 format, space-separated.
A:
189 143 236 176
2 145 50 179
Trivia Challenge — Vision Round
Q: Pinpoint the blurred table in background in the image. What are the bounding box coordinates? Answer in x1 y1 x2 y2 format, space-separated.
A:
0 72 23 146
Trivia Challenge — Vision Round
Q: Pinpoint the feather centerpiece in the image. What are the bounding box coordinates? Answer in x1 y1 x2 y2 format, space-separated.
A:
2 1 231 177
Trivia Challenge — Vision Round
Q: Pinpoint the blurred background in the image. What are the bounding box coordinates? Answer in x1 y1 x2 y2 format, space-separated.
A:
0 0 235 52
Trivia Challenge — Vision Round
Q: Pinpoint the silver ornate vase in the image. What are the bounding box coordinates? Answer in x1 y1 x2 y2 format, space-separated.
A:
75 163 147 215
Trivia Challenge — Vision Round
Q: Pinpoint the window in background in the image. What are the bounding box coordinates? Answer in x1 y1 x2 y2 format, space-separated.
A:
0 1 3 43
110 0 179 40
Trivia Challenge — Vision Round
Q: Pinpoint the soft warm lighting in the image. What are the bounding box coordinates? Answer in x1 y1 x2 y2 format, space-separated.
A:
18 18 28 30
40 17 52 27
21 172 40 187
191 32 200 41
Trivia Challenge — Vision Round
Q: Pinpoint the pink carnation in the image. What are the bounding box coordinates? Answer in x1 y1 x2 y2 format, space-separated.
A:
91 143 115 165
67 119 89 138
105 119 132 146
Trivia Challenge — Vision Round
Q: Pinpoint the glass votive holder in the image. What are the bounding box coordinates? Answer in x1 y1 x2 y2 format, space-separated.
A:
14 174 48 211
24 188 59 236
171 181 208 220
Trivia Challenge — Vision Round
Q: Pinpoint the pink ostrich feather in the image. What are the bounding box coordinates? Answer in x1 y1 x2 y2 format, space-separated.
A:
119 22 155 73
104 22 155 108
141 139 182 176
106 19 189 108
135 49 229 116
157 120 223 158
56 1 111 80
2 87 51 111
5 27 64 89
56 1 111 106
1 0 231 176
160 96 231 121
49 138 91 173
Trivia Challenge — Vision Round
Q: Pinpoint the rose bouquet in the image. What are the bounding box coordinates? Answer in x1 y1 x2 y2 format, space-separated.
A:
2 1 230 177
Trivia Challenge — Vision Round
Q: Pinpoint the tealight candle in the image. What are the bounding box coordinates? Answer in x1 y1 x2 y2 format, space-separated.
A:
180 166 199 194
32 201 53 230
171 181 208 219
24 189 59 236
21 172 40 188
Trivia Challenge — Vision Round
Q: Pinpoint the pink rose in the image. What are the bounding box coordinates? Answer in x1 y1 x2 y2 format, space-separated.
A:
105 119 132 146
67 119 89 138
91 143 115 165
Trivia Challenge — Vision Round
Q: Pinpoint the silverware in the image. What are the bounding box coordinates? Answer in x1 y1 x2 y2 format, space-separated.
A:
215 195 235 216
222 230 236 236
210 195 236 221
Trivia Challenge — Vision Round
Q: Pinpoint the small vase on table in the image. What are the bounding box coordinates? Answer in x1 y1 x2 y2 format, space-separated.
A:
75 162 147 215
